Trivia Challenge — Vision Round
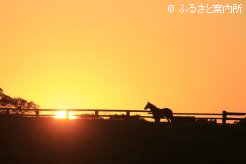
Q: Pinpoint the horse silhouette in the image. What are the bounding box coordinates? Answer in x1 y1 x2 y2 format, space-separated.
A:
144 102 173 123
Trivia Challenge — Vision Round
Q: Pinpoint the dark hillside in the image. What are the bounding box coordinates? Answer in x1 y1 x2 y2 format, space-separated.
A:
0 118 245 164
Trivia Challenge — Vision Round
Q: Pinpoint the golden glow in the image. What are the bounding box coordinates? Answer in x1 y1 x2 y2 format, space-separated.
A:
0 0 245 113
54 111 77 119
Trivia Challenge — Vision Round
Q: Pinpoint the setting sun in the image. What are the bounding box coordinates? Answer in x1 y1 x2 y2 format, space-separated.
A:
54 111 77 119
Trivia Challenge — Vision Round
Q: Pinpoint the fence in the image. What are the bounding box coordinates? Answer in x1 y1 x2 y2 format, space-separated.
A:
0 108 245 125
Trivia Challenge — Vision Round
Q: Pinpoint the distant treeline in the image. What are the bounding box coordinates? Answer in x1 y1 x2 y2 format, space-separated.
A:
0 88 39 109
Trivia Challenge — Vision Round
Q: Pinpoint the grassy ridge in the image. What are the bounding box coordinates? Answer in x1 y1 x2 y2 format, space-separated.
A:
0 118 245 164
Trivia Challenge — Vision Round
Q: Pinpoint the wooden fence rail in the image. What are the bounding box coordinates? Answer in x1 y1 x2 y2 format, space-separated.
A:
0 108 245 125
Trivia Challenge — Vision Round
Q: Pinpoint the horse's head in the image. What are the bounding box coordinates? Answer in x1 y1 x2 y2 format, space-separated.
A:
144 102 151 110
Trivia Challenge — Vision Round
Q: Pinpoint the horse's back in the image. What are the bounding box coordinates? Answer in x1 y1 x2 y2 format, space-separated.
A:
160 108 173 117
162 108 172 112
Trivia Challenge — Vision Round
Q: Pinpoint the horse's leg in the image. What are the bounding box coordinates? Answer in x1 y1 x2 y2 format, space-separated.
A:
155 117 160 123
167 116 173 123
166 117 170 123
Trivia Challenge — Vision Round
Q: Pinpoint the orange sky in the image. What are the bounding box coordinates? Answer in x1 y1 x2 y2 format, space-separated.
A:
0 0 245 112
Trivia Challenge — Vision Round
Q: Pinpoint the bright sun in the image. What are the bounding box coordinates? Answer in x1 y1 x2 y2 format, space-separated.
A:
54 111 77 119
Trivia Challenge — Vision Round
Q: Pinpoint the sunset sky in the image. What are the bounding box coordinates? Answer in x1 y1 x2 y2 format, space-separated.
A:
0 0 245 112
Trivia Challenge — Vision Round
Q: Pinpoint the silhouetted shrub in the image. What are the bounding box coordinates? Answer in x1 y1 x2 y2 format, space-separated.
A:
80 114 102 120
109 114 142 121
172 116 196 123
236 118 246 125
196 118 217 124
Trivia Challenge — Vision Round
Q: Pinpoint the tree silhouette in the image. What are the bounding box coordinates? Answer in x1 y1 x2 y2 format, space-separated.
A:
0 88 39 115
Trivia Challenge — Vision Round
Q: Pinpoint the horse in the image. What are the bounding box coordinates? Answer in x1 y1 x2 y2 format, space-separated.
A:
144 102 173 123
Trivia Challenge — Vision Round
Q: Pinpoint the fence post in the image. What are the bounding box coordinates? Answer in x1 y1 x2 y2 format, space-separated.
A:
222 111 227 125
126 111 130 117
95 110 99 116
35 109 39 118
